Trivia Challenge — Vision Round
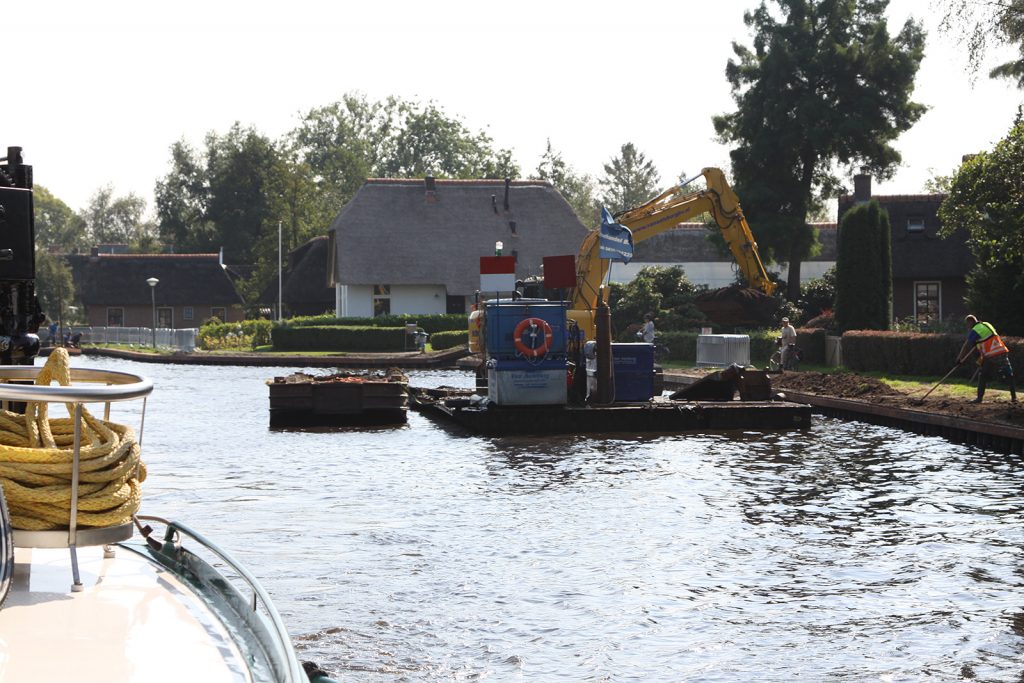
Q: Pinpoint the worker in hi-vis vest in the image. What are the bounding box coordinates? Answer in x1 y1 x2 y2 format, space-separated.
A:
956 314 1018 404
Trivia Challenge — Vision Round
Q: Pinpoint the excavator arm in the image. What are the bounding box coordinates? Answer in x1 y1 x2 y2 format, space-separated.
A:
568 167 775 338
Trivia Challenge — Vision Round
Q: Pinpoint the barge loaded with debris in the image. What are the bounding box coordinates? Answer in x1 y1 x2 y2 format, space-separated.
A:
268 368 408 427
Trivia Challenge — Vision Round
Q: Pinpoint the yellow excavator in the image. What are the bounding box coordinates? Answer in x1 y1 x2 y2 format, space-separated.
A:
568 167 776 340
468 167 776 353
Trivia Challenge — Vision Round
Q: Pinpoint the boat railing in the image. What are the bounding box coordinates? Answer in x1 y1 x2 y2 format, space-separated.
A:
136 515 307 683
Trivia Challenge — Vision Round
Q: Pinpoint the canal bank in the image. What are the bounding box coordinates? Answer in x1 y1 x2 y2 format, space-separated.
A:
663 370 1024 455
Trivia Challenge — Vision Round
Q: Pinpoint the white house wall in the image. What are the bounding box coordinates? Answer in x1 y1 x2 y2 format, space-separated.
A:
335 284 447 317
391 285 447 315
608 261 835 288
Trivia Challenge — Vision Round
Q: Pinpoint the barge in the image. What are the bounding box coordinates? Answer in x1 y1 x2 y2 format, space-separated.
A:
409 386 812 436
268 368 409 427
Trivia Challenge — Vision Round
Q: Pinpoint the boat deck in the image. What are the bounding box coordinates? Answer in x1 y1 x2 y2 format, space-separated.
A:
1 545 255 682
410 388 812 436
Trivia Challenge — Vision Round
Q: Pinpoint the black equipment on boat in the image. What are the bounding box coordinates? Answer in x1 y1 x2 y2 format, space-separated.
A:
0 146 44 364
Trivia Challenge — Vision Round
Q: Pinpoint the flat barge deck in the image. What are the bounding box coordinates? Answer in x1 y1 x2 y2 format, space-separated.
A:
409 388 811 436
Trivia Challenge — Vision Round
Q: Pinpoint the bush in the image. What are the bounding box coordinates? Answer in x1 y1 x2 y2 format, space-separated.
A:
198 320 273 350
429 330 468 350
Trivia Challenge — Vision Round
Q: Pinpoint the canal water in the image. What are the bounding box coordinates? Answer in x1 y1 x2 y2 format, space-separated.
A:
69 356 1024 681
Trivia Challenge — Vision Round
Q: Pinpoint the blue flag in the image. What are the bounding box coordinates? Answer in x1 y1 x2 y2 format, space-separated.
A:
599 207 634 263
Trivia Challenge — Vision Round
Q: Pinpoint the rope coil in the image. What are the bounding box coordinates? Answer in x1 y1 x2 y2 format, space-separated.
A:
0 349 146 530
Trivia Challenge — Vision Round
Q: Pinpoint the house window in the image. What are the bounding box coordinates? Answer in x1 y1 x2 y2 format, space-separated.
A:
157 307 174 328
907 216 925 233
373 285 391 316
446 295 466 314
211 307 226 322
914 281 941 323
183 306 194 321
107 307 124 327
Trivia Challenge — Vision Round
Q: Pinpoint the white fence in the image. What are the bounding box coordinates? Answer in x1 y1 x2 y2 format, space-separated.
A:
74 326 198 352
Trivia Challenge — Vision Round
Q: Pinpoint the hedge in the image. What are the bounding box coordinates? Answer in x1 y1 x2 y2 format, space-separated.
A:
841 330 1024 377
271 325 406 352
429 330 468 350
279 313 467 335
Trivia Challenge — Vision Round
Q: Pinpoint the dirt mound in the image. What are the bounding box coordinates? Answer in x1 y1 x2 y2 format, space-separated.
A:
695 285 780 328
774 372 899 399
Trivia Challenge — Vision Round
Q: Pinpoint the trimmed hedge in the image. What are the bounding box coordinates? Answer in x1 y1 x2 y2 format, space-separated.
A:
429 330 468 350
279 313 467 335
841 330 1024 377
271 325 406 352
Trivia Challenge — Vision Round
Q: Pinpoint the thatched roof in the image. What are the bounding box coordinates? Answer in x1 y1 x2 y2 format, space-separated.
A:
68 253 243 306
329 178 589 295
257 236 335 316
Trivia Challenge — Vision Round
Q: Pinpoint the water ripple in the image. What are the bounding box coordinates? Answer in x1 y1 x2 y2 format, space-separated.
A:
70 358 1024 681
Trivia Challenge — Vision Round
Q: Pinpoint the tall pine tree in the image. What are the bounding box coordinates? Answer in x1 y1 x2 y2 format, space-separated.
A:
714 0 925 300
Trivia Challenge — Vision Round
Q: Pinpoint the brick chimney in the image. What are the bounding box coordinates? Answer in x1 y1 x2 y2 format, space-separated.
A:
424 176 437 203
853 170 872 204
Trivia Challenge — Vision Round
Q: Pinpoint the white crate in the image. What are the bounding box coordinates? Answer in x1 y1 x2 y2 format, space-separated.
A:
696 334 750 368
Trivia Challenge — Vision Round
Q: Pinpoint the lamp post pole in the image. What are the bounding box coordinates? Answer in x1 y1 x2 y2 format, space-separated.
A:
146 278 159 349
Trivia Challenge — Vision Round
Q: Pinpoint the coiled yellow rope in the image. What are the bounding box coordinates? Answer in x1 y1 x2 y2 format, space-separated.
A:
0 348 146 530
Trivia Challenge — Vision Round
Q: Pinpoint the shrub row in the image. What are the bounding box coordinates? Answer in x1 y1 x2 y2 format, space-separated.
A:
429 330 468 351
841 330 1024 377
271 325 407 352
279 313 467 334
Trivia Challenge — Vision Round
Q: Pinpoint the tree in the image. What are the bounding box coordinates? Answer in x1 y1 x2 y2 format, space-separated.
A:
155 124 280 263
291 93 520 213
534 139 599 227
940 0 1024 87
937 116 1024 335
81 185 157 250
834 200 892 331
607 266 707 336
713 0 926 301
598 143 661 214
33 186 88 253
35 250 75 325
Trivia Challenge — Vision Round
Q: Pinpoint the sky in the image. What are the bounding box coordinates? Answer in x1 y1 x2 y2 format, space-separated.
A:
7 0 1023 216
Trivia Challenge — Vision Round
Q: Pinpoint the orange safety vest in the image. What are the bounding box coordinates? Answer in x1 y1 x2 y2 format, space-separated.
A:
972 322 1009 359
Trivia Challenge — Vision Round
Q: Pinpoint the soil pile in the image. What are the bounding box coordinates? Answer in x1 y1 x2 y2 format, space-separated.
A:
774 372 899 399
695 285 780 328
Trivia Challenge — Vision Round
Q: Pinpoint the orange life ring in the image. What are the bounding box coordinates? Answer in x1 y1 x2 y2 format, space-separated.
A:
513 317 554 358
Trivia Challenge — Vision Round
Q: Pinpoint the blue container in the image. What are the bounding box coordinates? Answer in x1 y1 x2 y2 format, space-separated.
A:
484 301 568 359
487 357 569 405
611 343 655 402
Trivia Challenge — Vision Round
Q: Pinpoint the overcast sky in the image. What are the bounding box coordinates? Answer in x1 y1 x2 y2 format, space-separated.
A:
8 0 1023 215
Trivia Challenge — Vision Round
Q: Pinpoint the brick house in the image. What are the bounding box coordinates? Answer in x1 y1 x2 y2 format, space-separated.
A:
838 174 971 323
68 252 245 328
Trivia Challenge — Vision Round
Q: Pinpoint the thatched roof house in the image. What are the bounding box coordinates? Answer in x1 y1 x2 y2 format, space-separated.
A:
328 177 589 316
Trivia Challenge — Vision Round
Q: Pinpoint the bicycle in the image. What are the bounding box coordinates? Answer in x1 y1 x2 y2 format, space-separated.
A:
768 342 800 372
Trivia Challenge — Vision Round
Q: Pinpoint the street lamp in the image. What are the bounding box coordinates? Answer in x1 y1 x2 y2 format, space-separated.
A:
146 278 159 349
